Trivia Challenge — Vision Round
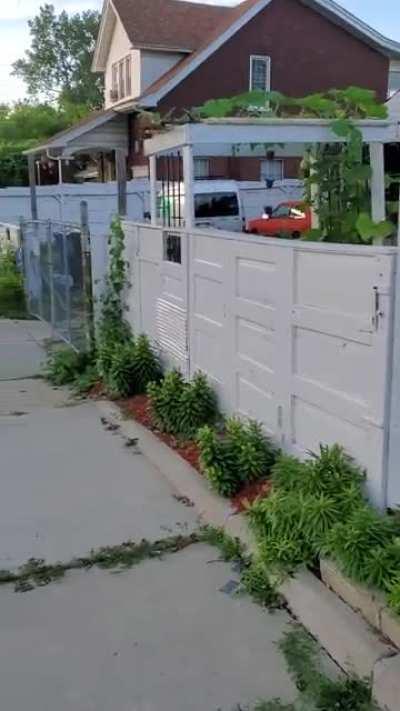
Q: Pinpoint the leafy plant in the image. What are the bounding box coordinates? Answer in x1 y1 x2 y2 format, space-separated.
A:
45 347 91 386
197 425 239 496
148 371 218 438
174 372 218 438
96 216 132 383
387 575 400 614
131 334 162 393
324 505 397 582
105 339 137 397
199 525 244 561
147 370 186 434
0 247 26 317
197 418 277 497
240 560 280 607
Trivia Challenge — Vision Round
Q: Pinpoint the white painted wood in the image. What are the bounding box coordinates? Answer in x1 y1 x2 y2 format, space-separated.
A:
144 120 399 156
182 145 194 229
141 50 184 93
386 188 400 508
149 155 158 226
369 143 386 223
125 221 397 508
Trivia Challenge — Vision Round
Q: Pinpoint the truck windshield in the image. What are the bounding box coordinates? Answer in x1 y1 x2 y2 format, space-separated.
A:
195 193 239 218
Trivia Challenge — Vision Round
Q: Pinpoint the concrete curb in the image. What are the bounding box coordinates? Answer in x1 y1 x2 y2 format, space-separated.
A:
95 399 400 708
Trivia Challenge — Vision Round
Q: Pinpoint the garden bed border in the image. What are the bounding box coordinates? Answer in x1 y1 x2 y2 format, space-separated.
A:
96 398 400 711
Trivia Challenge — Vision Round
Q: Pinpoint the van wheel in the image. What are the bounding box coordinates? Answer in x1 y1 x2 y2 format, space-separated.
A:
292 231 301 239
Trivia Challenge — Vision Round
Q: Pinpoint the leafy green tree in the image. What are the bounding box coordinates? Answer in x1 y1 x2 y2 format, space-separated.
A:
0 102 90 186
12 4 103 110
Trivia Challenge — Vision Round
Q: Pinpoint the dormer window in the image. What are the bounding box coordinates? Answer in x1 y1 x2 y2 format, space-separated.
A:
110 55 132 102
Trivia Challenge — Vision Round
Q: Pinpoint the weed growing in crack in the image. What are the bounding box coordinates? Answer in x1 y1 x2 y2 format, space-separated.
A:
1 533 200 593
199 525 245 562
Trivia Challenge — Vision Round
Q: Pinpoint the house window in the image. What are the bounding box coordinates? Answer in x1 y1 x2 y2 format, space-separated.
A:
119 61 125 99
111 56 132 102
126 56 132 96
194 158 210 179
260 159 283 183
250 55 271 92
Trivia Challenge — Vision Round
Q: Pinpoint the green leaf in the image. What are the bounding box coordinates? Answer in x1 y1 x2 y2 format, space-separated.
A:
301 228 324 242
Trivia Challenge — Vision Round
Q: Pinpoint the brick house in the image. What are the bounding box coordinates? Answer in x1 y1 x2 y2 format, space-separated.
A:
27 0 400 204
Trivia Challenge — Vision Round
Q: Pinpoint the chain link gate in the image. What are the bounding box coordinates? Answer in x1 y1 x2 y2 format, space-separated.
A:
21 215 93 352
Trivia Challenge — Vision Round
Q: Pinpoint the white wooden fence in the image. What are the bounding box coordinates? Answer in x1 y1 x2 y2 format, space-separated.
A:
123 221 400 510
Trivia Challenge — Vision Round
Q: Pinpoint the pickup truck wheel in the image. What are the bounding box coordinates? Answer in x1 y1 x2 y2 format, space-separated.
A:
250 229 258 235
292 231 301 239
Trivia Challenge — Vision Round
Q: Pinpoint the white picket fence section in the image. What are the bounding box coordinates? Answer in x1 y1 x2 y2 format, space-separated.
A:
124 221 400 510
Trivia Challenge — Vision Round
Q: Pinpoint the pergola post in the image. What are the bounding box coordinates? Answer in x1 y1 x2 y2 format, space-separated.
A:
182 144 194 229
149 154 157 226
116 149 127 217
28 153 38 221
369 142 386 223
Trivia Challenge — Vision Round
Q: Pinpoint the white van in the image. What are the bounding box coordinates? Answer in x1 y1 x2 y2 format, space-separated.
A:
157 179 304 233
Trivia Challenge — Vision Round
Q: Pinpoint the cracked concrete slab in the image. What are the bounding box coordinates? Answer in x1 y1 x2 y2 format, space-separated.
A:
0 545 297 711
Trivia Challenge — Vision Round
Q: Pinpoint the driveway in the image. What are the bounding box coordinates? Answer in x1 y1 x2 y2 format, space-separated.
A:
0 320 298 711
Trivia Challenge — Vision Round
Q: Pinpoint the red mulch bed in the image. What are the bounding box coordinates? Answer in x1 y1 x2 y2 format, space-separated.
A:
116 393 272 512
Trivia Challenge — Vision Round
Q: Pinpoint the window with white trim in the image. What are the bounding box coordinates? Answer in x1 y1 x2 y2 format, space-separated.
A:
194 158 210 179
260 158 283 182
250 55 271 92
110 55 132 102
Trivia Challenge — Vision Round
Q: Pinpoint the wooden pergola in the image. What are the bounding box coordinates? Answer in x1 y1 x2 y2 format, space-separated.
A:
144 117 400 234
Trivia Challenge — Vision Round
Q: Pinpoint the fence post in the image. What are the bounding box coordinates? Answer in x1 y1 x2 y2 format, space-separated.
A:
80 201 95 351
46 219 56 335
28 154 38 221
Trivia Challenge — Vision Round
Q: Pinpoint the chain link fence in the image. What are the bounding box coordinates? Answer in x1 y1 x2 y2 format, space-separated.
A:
21 217 93 352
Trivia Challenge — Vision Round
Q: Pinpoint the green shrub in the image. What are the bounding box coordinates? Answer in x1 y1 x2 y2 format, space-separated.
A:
175 372 218 439
45 348 91 386
387 575 400 614
101 334 161 399
272 445 365 510
0 248 26 318
324 505 398 583
147 370 186 433
131 334 162 393
74 364 100 395
197 425 239 496
147 371 218 438
199 525 244 561
241 560 280 607
197 418 277 497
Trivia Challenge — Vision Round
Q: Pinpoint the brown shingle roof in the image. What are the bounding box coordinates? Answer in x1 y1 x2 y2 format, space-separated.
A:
112 0 231 51
139 0 260 99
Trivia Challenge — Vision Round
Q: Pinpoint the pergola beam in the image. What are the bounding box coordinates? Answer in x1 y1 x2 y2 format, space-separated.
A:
144 119 400 157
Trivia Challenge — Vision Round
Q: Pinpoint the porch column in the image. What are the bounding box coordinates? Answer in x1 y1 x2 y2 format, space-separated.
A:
116 149 127 217
28 153 38 221
369 143 386 223
149 154 157 226
182 144 194 230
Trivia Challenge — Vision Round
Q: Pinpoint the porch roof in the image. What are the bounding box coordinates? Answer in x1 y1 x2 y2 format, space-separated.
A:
144 118 400 157
24 109 129 158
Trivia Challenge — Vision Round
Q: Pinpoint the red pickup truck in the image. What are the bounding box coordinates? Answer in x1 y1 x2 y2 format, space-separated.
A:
246 201 311 239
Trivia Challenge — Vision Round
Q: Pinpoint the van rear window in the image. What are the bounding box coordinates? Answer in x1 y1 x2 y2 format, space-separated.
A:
195 193 239 218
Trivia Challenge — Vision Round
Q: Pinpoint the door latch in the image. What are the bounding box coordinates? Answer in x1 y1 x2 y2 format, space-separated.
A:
371 286 383 331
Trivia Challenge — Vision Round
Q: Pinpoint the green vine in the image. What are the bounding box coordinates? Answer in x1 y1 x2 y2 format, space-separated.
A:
97 216 131 380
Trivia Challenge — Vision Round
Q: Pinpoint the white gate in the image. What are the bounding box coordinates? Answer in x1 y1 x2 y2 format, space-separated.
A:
124 222 398 508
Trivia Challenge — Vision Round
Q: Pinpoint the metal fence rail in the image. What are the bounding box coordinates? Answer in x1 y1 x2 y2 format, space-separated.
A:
21 214 93 352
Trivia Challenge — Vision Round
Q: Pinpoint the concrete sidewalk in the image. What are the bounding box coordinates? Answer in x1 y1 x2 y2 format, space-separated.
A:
0 320 298 711
0 318 50 380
